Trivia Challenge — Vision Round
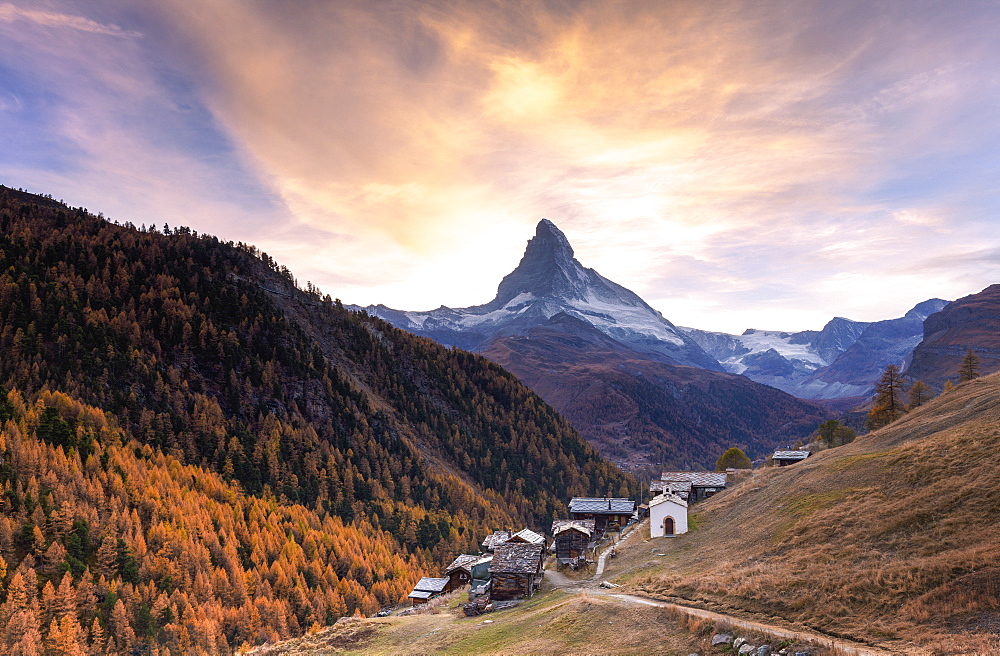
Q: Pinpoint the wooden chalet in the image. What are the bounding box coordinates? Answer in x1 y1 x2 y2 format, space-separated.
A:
488 542 544 601
773 449 811 466
507 528 545 546
407 577 449 605
659 472 727 502
568 497 635 535
551 519 595 568
445 554 492 592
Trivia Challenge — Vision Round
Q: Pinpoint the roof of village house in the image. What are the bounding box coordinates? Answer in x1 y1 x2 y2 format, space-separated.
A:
412 577 450 593
773 450 811 460
660 472 728 488
650 480 693 493
481 530 512 550
568 497 636 515
408 589 434 600
489 543 544 574
551 519 594 537
551 519 595 533
509 528 546 545
446 554 481 573
649 491 688 508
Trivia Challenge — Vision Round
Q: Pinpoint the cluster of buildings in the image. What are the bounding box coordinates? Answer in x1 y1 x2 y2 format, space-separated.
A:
407 497 637 606
408 454 817 607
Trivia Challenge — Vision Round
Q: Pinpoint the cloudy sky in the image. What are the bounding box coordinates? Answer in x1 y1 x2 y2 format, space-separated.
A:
3 0 1000 333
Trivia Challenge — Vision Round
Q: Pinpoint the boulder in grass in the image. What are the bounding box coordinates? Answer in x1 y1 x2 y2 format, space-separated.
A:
711 633 733 646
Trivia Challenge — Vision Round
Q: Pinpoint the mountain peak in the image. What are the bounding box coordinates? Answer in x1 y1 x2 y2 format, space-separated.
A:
530 218 575 261
490 218 583 306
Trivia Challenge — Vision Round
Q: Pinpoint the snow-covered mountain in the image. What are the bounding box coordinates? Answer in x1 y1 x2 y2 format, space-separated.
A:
356 219 722 371
682 298 949 399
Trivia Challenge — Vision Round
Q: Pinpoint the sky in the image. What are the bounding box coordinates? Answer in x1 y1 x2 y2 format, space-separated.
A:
3 0 1000 334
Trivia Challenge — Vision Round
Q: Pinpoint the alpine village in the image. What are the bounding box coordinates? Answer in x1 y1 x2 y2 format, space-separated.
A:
4 4 1000 654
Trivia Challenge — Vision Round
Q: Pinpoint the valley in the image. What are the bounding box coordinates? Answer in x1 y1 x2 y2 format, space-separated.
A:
254 371 1000 655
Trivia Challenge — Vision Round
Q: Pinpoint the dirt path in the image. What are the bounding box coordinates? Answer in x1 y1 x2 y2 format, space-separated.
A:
544 520 905 656
602 593 903 656
592 522 641 579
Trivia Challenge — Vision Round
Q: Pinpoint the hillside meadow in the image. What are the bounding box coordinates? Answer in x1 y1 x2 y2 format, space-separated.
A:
622 373 1000 655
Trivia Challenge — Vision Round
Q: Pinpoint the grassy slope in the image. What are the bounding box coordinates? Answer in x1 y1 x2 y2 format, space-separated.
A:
621 373 1000 654
243 590 712 656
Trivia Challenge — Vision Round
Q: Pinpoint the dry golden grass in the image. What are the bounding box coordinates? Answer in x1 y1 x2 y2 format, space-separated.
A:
243 591 710 655
623 373 1000 655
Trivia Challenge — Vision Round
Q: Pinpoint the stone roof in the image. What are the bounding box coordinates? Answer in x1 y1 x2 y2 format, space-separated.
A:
650 480 692 494
509 528 545 545
660 472 728 488
408 589 434 600
648 492 687 509
773 450 810 460
489 543 544 575
551 519 594 537
551 519 595 535
446 554 481 574
412 577 449 593
481 530 512 550
568 497 636 515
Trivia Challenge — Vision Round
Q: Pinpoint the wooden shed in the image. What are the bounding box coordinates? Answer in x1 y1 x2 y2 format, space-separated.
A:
488 543 544 601
773 450 811 466
507 528 546 546
446 554 492 592
550 519 595 568
407 577 449 605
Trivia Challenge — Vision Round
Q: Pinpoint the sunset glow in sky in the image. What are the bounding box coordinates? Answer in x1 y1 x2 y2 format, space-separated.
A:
3 1 1000 333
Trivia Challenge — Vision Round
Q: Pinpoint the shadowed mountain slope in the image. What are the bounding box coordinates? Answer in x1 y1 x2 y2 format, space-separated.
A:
482 313 828 470
906 283 1000 387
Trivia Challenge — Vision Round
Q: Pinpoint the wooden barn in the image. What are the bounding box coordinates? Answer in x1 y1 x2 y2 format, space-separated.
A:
446 554 492 592
551 519 595 568
507 528 546 546
772 449 811 466
488 542 544 601
568 497 635 536
407 577 449 605
658 472 727 501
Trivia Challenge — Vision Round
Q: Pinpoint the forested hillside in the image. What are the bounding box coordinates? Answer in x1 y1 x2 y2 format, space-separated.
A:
1 390 415 653
0 186 634 654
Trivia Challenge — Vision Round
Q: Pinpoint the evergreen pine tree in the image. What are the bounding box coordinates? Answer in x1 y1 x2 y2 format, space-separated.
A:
867 364 905 431
907 380 933 409
958 349 980 382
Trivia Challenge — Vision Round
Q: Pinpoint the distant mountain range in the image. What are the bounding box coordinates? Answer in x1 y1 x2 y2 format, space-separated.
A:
357 220 828 470
682 298 949 399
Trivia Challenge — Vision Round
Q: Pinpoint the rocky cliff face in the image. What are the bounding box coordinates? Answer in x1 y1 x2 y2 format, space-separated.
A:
906 284 1000 386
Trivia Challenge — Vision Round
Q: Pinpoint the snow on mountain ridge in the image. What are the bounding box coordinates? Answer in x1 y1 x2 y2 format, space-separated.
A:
354 219 718 369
